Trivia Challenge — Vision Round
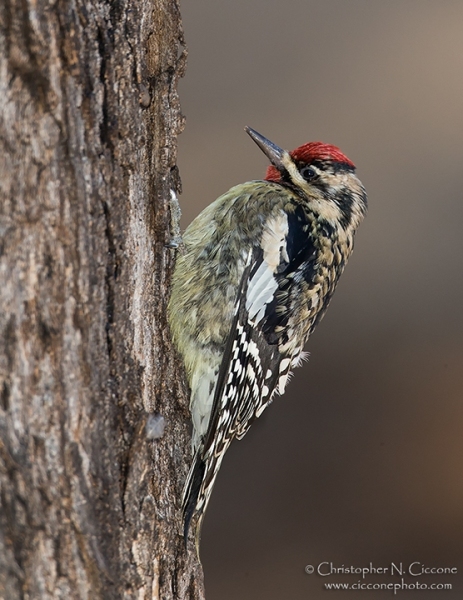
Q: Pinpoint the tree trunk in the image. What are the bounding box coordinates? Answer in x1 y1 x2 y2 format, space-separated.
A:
0 0 204 598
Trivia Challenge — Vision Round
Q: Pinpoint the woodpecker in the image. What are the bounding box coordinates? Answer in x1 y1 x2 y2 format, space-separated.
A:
168 127 367 551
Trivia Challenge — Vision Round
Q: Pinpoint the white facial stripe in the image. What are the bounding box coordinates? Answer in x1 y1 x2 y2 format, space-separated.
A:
307 196 344 224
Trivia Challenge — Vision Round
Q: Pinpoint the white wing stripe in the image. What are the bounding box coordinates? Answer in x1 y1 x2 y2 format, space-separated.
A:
245 262 278 321
245 211 289 323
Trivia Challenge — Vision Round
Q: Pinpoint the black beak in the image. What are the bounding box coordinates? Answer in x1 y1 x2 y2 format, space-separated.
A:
245 126 286 172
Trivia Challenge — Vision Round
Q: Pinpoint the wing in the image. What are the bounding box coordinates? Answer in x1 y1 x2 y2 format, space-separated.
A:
203 205 318 450
183 205 319 545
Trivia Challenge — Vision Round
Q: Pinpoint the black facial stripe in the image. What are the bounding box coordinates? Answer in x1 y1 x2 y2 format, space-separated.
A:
333 189 354 229
309 159 355 174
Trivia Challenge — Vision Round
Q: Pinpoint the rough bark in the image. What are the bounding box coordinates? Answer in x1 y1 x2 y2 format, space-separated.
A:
0 0 204 598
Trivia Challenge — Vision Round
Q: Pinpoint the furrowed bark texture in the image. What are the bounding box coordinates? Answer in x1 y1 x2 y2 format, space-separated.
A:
0 1 204 598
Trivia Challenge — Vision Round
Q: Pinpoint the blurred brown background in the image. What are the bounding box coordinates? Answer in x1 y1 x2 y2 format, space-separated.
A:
177 1 463 598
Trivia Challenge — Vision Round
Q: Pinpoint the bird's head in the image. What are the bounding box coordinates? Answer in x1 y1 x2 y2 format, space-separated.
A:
245 126 367 231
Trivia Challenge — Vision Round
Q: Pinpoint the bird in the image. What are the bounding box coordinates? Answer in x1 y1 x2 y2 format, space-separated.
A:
168 126 367 552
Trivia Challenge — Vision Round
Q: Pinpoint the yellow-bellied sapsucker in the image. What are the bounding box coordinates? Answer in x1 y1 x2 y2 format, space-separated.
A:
168 127 367 550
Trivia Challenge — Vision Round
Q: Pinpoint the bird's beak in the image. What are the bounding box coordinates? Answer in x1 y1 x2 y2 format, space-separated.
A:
245 126 287 172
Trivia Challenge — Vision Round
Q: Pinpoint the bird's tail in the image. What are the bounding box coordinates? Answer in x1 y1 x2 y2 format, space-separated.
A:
182 450 206 553
182 449 225 555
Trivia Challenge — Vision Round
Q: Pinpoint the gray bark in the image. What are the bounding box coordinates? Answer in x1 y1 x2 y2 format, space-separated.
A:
0 0 204 598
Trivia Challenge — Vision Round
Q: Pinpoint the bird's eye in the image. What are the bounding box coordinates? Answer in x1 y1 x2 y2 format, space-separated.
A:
300 166 317 181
